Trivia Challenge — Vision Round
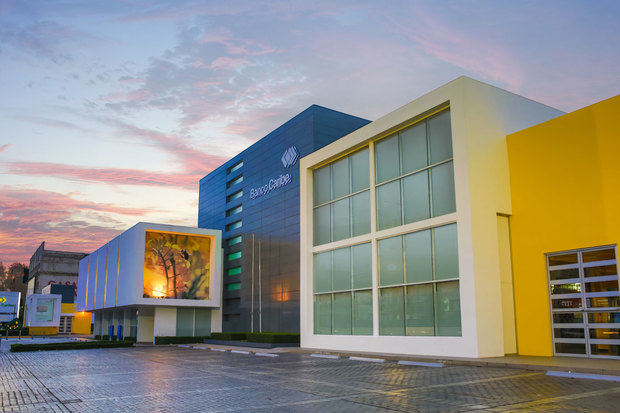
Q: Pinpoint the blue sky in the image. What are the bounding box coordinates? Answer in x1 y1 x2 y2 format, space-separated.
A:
1 0 619 262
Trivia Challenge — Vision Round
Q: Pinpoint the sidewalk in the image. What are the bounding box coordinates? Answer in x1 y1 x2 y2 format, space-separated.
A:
292 347 620 376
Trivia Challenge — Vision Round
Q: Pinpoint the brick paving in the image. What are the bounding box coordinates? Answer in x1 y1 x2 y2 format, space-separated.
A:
1 346 619 412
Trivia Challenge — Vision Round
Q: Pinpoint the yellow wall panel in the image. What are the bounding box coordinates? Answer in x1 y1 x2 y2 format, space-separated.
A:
507 95 620 356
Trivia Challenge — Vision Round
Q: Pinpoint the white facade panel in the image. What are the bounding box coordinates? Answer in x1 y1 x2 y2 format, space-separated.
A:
85 253 97 311
94 245 107 309
76 256 88 310
104 236 120 308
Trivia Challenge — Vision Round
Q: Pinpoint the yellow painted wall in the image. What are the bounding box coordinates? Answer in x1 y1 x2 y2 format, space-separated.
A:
28 327 59 335
507 94 620 356
60 303 92 334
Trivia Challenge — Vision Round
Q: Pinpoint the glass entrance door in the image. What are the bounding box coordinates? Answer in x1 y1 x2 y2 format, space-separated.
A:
547 246 620 359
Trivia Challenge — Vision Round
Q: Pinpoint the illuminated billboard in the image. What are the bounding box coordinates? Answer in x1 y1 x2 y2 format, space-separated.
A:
143 231 212 300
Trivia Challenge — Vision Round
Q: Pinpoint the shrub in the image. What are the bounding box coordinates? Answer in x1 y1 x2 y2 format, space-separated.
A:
0 328 29 336
10 340 134 352
154 336 210 345
206 332 300 343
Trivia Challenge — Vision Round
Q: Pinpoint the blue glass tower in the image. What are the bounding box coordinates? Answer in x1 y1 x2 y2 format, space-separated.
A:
198 105 369 332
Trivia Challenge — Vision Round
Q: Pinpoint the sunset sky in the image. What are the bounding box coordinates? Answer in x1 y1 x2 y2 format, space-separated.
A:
1 0 619 264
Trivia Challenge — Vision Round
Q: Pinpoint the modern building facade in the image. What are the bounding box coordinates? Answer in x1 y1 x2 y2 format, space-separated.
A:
28 242 86 296
299 77 564 358
508 94 620 359
24 293 62 335
76 223 222 342
198 105 369 332
41 284 91 334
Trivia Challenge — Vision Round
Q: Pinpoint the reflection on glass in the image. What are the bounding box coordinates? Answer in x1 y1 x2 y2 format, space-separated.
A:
434 224 459 280
353 290 373 335
553 328 584 339
313 205 331 246
351 191 370 237
584 265 618 277
333 247 351 291
548 253 578 266
551 298 582 309
555 342 586 354
553 312 583 324
331 198 350 242
431 162 456 217
400 122 428 174
352 243 372 289
379 236 404 286
350 149 370 192
429 110 453 164
402 170 430 224
591 344 620 356
376 180 401 230
585 280 619 293
435 281 461 336
588 312 620 324
549 268 579 280
551 283 581 295
582 248 616 263
589 328 620 340
375 134 400 184
406 284 434 336
587 296 620 308
379 287 405 335
404 229 432 283
313 251 332 293
332 293 352 335
332 157 350 199
314 165 331 205
314 294 332 334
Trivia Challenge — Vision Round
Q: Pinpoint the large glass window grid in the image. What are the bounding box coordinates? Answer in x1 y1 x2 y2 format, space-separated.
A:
547 246 620 359
313 243 373 335
375 110 455 231
313 148 371 246
310 108 462 338
378 223 461 336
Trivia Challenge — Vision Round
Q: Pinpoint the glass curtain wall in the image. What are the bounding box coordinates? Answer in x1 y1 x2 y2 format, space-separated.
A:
312 108 461 337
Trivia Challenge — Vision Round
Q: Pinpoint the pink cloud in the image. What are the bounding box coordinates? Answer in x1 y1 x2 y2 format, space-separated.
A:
0 187 163 263
0 144 10 153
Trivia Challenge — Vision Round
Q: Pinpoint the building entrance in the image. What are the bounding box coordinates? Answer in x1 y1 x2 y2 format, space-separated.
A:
547 246 620 359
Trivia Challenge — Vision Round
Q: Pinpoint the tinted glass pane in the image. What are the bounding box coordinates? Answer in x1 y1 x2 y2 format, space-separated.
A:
379 236 404 286
582 248 615 263
332 198 350 242
555 342 586 354
433 224 459 280
332 292 352 335
589 328 620 340
588 296 620 308
554 328 584 339
353 290 373 335
402 170 430 224
551 297 582 309
429 111 452 164
406 284 434 336
548 253 578 266
351 191 370 237
332 157 350 199
435 281 461 336
553 312 584 324
431 161 456 217
551 283 581 295
549 268 579 280
375 134 400 183
176 308 193 336
314 294 332 334
584 265 617 277
313 205 330 245
333 247 351 291
379 287 405 335
314 251 332 293
314 166 331 205
404 229 432 283
590 344 620 357
352 243 372 289
585 280 619 293
376 180 401 230
588 312 620 324
194 308 211 336
350 148 370 192
400 122 427 174
227 267 241 276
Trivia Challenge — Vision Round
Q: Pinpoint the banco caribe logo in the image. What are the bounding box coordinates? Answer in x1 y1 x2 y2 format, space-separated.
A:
281 146 299 168
0 297 5 303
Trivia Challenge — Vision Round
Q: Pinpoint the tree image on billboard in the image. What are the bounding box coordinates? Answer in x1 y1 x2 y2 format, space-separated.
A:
142 231 211 300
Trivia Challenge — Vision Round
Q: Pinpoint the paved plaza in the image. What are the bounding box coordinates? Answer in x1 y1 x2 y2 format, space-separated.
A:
1 346 620 412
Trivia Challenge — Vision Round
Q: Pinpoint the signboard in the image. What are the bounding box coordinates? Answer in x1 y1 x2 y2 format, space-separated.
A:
143 231 212 300
0 291 21 323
